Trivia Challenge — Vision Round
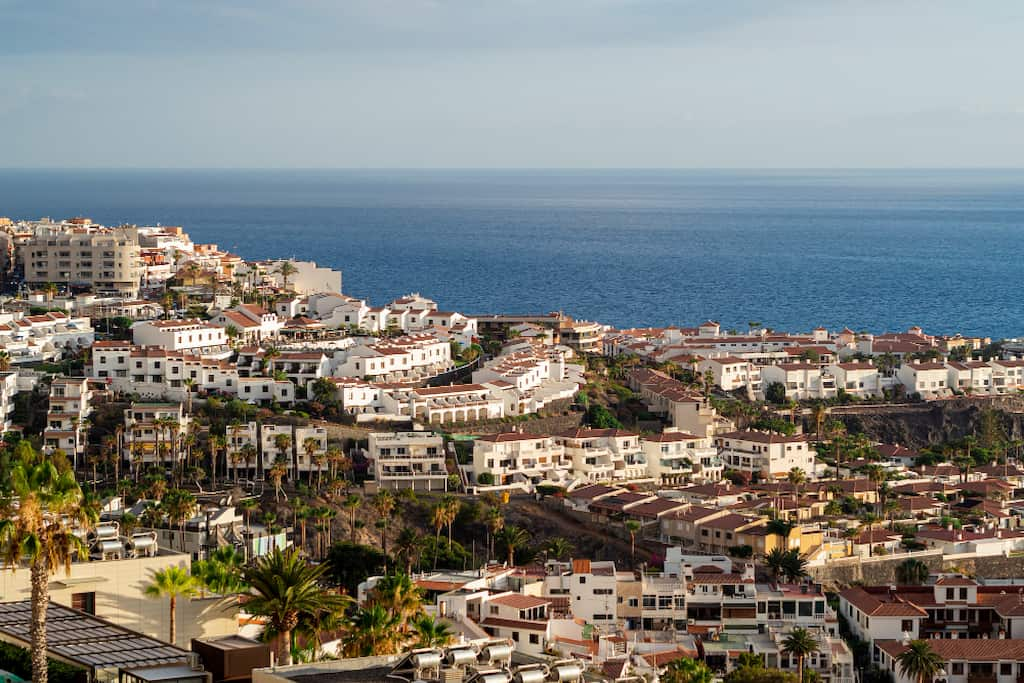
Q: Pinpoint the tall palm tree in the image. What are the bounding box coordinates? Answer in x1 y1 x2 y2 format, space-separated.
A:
240 443 258 480
273 433 293 476
394 527 421 575
896 640 945 683
144 566 197 645
302 437 320 486
411 614 454 648
782 627 819 683
860 512 883 557
276 261 299 292
485 507 504 561
787 467 806 502
372 490 395 570
162 489 197 551
344 494 362 543
625 519 642 566
0 453 94 683
269 459 288 503
441 494 460 544
496 525 530 567
431 503 447 570
243 547 349 666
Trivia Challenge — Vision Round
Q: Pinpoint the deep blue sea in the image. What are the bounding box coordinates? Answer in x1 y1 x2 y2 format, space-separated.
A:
0 169 1021 338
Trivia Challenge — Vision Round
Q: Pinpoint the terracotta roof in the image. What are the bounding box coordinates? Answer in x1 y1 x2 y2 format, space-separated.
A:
488 594 551 610
877 638 1024 661
839 587 928 617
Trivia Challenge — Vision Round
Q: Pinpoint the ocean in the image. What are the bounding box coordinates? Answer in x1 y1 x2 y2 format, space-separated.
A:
0 168 1021 339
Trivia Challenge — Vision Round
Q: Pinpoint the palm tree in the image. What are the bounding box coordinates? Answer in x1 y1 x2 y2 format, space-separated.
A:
192 546 247 596
0 452 94 683
162 489 197 551
782 627 819 683
787 467 806 501
144 566 198 645
484 507 504 561
243 547 349 666
895 559 930 586
240 443 258 480
301 436 320 486
269 459 288 503
368 572 423 630
896 640 945 683
394 527 421 575
273 433 293 475
662 657 714 683
495 525 530 567
372 490 395 569
344 494 362 543
625 519 642 566
411 614 454 648
764 547 789 582
781 550 809 583
860 512 883 557
439 494 460 545
343 604 402 657
543 536 574 561
276 261 299 292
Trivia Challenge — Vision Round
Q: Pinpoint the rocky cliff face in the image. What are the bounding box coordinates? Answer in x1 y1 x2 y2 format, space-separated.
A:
829 396 1024 449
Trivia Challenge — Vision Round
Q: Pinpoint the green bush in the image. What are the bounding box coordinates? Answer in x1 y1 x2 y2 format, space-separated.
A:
475 472 495 486
0 640 85 683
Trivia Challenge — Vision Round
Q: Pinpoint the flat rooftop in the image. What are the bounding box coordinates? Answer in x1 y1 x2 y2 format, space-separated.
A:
0 601 195 673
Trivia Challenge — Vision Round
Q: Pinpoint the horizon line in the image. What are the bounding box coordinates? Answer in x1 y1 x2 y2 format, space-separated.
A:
3 166 1024 173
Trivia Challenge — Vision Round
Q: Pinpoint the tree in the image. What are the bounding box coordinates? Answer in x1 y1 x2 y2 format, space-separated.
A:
543 537 574 561
276 261 299 292
393 527 421 576
269 459 288 503
495 525 530 567
344 494 362 543
367 572 423 630
411 614 454 648
859 512 883 557
161 489 197 551
243 547 349 666
485 507 504 561
310 378 337 404
192 546 248 596
343 604 402 657
782 627 819 683
662 657 714 683
896 640 944 683
144 566 198 645
895 559 930 586
625 520 642 566
371 490 395 570
787 468 806 501
326 542 387 596
766 382 788 405
0 452 94 683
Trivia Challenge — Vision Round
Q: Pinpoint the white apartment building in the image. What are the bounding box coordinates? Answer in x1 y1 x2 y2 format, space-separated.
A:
209 304 282 343
991 358 1024 393
698 357 762 392
132 319 229 354
714 430 817 480
556 428 650 483
471 432 570 488
760 363 837 401
827 361 882 398
293 425 328 478
260 423 296 473
267 351 329 386
947 360 994 394
896 360 949 398
397 384 504 424
122 402 190 467
244 259 342 294
19 225 144 297
479 593 553 658
367 431 449 491
236 376 295 405
43 376 93 464
224 421 259 479
0 311 94 364
332 334 453 382
0 371 17 432
641 431 721 486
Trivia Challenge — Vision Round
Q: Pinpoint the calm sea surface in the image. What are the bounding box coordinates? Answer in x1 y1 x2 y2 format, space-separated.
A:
0 169 1021 338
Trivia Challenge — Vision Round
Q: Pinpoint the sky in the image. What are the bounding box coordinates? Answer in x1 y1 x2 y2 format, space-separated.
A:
1 0 1023 169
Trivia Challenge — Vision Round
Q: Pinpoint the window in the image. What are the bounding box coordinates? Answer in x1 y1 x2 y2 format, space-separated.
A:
511 632 519 642
579 576 586 584
643 595 656 609
1001 663 1012 676
529 634 539 645
71 591 96 614
901 620 913 632
593 588 613 595
951 663 963 676
960 588 968 600
946 588 955 600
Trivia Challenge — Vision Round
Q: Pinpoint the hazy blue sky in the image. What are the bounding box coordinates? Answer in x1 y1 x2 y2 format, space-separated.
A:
2 0 1022 168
